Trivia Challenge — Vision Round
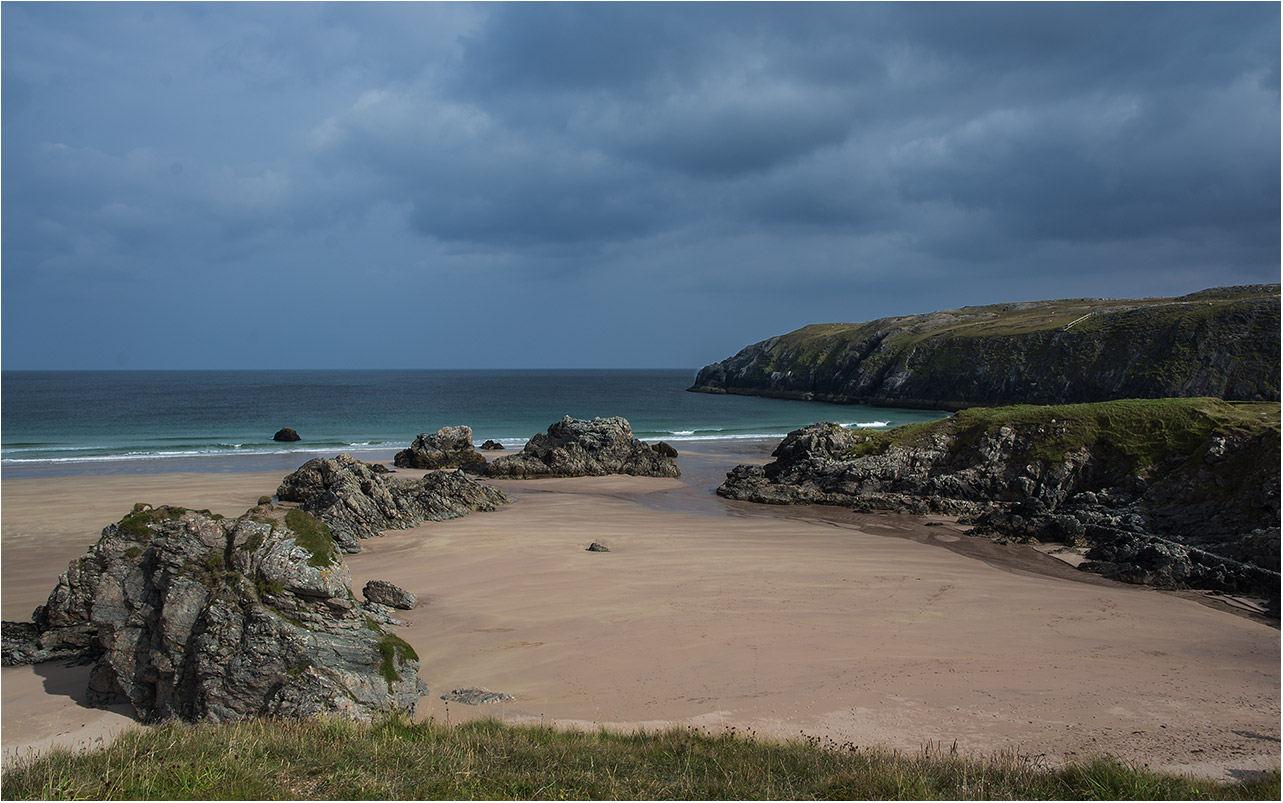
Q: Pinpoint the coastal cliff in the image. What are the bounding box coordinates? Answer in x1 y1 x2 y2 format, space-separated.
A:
690 286 1280 410
718 399 1280 603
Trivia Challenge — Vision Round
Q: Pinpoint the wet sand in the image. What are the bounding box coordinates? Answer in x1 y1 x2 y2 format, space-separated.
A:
2 444 1278 779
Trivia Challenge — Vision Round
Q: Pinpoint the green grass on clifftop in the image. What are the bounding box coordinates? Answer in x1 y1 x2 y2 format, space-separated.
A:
846 398 1280 474
2 717 1277 801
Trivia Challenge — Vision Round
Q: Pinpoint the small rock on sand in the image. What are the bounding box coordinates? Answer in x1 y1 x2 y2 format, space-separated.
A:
440 687 514 705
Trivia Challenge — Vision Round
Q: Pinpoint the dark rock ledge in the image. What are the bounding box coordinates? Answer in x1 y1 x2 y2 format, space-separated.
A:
718 404 1280 609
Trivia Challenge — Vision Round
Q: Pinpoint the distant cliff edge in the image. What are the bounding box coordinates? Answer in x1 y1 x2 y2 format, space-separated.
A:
689 285 1281 410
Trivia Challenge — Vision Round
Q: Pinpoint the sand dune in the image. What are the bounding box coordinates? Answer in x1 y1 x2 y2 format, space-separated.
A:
2 447 1278 779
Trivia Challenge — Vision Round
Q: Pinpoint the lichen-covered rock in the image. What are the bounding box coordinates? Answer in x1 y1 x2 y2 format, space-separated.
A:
277 453 508 552
718 400 1281 602
486 416 680 479
363 580 416 610
394 426 488 472
7 504 425 724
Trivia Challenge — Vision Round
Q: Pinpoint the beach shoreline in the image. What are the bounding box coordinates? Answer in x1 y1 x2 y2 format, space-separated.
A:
2 442 1278 780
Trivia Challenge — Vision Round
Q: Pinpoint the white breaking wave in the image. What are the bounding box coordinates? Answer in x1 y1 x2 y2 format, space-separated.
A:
843 421 890 428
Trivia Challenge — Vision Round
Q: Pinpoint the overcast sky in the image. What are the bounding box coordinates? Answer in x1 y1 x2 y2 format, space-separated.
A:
3 2 1278 370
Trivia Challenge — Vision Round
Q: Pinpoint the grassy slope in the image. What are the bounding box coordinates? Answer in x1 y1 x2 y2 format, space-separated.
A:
845 398 1280 477
2 717 1278 801
746 286 1280 383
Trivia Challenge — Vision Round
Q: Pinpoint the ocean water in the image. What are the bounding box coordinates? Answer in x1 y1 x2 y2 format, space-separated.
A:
1 370 947 476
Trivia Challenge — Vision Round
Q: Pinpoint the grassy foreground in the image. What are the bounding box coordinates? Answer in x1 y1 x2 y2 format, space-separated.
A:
2 717 1278 800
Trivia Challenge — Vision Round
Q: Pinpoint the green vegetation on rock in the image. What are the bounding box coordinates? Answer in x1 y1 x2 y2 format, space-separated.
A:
116 505 189 538
848 398 1280 478
283 508 338 568
2 717 1275 800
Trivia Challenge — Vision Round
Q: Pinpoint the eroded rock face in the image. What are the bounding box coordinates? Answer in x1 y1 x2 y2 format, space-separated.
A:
719 417 1281 601
486 416 680 479
277 453 508 552
394 426 488 473
5 504 424 723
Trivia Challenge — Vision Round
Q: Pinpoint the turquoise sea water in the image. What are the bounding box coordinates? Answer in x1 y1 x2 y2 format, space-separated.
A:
1 370 947 476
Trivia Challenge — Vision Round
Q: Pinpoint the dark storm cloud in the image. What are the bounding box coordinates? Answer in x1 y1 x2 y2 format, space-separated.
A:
2 2 1278 369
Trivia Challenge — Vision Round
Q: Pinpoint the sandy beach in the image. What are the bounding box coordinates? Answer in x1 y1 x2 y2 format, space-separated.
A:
2 444 1278 780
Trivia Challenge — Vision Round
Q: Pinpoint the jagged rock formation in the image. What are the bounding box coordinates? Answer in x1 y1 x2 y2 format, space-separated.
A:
719 399 1280 602
273 427 302 442
394 426 488 473
691 286 1280 410
481 439 505 450
2 503 424 722
364 580 416 610
277 453 508 552
486 416 680 479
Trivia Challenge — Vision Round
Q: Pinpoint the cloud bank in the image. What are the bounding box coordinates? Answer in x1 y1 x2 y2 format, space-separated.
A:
3 2 1278 369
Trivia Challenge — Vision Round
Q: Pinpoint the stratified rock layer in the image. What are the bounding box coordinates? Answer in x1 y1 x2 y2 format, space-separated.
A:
394 426 488 473
486 416 680 479
691 286 1280 410
3 503 424 723
718 399 1280 602
277 453 508 552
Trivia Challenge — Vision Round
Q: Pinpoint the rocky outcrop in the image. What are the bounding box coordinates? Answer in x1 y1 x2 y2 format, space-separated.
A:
2 503 424 723
481 440 505 451
691 286 1280 410
394 426 488 473
650 441 679 458
277 453 507 552
363 580 416 610
273 427 302 442
719 399 1281 602
485 416 680 479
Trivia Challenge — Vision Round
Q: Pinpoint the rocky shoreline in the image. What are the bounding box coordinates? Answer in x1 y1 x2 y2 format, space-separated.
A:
718 400 1280 610
0 414 681 727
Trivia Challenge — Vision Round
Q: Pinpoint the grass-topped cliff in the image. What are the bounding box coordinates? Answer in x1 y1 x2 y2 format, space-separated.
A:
690 285 1280 410
3 716 1278 800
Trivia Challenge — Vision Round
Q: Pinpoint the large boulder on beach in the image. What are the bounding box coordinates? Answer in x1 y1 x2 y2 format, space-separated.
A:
485 416 680 479
394 426 488 473
3 503 424 723
277 453 507 552
363 580 416 610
